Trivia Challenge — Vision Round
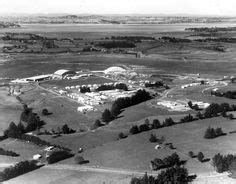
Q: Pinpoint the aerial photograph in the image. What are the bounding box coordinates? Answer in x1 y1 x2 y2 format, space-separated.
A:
1 0 236 183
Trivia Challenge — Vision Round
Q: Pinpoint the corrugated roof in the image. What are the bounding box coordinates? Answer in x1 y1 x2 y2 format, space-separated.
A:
54 69 70 75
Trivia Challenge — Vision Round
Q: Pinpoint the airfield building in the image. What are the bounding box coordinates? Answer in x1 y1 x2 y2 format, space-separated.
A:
53 69 76 79
104 66 126 75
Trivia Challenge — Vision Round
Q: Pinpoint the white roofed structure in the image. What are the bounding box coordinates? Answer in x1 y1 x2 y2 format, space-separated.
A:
104 66 126 74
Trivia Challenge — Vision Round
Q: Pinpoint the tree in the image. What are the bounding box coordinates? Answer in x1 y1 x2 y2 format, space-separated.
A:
188 101 193 108
149 133 157 142
118 132 127 139
17 122 25 134
42 108 49 115
163 117 175 127
188 151 194 158
196 111 204 120
4 122 21 138
94 119 102 128
139 124 149 132
204 126 216 139
74 155 85 164
129 125 139 135
102 109 112 123
110 103 121 117
152 119 161 129
228 114 234 120
215 128 223 136
197 152 204 162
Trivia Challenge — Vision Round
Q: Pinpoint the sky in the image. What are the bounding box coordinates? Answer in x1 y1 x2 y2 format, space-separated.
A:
0 0 236 16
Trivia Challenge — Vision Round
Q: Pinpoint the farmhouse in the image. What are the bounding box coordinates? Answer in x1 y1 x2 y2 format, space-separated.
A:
53 69 76 79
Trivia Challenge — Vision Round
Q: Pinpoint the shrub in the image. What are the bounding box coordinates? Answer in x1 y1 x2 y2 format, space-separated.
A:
149 134 157 143
47 150 74 164
42 109 49 115
163 117 175 127
93 119 102 129
102 109 113 123
74 155 85 164
152 119 161 129
61 124 76 134
118 132 127 139
228 114 234 120
197 152 204 162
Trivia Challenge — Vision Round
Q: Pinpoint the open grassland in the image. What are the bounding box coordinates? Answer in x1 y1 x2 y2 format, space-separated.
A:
59 117 236 175
19 87 95 131
0 87 22 135
3 168 131 184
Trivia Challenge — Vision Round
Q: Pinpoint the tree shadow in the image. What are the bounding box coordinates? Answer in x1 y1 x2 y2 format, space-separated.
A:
80 160 89 165
202 158 210 163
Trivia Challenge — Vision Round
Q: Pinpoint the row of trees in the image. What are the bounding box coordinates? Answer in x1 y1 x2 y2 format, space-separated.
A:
96 83 128 92
125 102 236 139
0 148 19 157
101 90 152 123
0 160 39 182
96 41 136 49
131 166 191 184
150 153 182 170
212 153 236 173
3 122 70 151
161 36 192 43
204 127 225 139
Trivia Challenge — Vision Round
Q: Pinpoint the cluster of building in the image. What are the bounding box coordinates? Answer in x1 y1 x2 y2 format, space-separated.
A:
67 89 137 107
181 82 201 89
157 100 209 112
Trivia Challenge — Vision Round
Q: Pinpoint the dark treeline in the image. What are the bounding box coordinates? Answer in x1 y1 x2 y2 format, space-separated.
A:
211 90 236 99
131 166 192 184
96 41 136 48
186 27 236 32
4 122 70 151
111 36 155 42
195 37 236 43
161 36 192 43
96 83 128 92
0 160 39 182
101 89 152 123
